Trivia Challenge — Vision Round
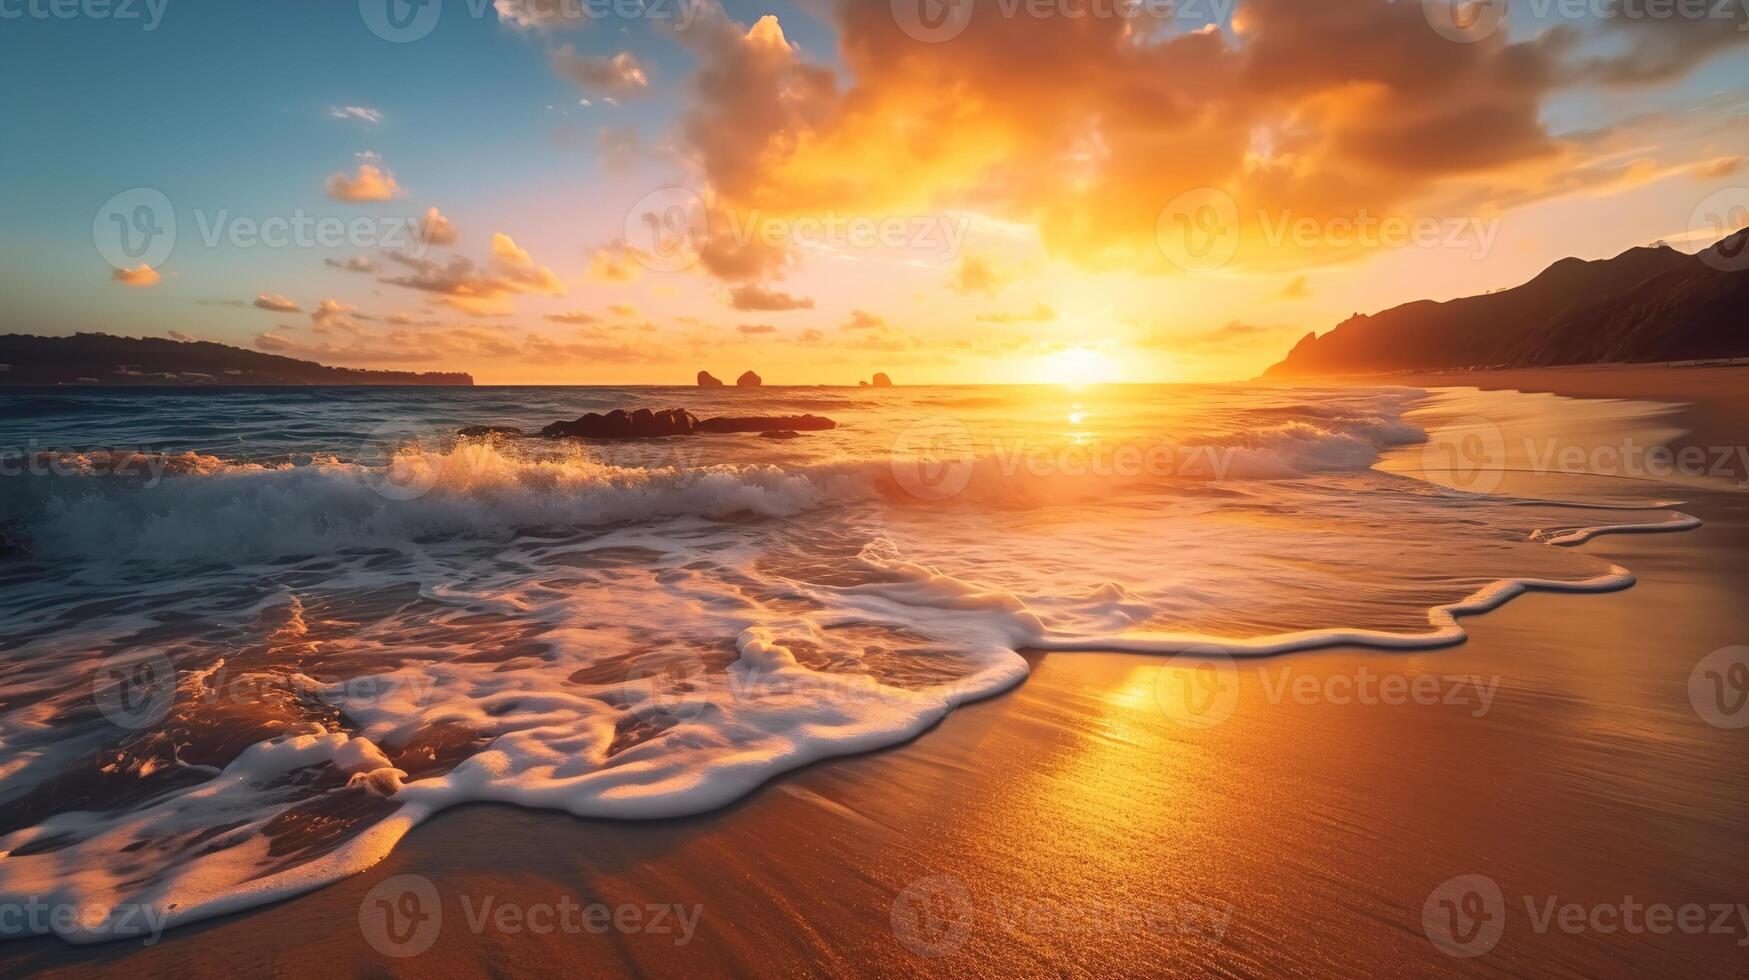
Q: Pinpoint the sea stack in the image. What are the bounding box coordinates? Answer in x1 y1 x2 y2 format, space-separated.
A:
871 372 893 387
737 370 763 387
698 370 725 387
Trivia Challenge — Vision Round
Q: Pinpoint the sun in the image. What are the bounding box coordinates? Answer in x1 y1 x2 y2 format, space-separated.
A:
1036 346 1119 386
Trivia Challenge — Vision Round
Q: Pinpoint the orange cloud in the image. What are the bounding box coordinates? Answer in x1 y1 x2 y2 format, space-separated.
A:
380 234 564 315
841 309 887 330
667 2 1594 273
588 243 644 282
326 162 404 202
311 299 364 333
545 311 600 325
1696 157 1744 179
112 265 160 287
951 256 1008 296
420 207 459 247
254 293 301 313
728 283 814 311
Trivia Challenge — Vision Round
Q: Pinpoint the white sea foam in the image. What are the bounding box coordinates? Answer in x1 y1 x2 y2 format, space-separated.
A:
0 383 1711 942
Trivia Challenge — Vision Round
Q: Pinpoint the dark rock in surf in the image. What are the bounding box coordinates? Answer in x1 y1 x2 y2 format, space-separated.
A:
759 430 802 440
542 408 699 439
871 373 893 387
736 371 762 387
698 371 725 387
697 414 836 434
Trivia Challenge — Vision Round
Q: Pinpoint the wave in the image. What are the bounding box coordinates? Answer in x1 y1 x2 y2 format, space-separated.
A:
2 403 1434 562
0 498 1702 943
0 397 114 418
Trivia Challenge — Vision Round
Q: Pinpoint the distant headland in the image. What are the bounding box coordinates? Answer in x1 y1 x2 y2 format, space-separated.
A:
1264 229 1749 379
0 333 473 386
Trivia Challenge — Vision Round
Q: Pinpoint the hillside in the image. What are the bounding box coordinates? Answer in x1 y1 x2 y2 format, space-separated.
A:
0 334 472 386
1263 230 1749 378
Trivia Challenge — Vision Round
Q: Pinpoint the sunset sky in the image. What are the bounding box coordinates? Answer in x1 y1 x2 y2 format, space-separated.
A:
2 0 1746 384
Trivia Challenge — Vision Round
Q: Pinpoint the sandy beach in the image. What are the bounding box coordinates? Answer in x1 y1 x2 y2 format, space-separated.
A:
1368 363 1749 483
3 368 1746 978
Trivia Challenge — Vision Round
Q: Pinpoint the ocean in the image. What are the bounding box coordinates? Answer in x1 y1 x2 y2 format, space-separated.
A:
0 383 1699 942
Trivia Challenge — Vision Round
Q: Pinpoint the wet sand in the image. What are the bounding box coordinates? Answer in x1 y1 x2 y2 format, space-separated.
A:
6 370 1749 978
1364 363 1749 479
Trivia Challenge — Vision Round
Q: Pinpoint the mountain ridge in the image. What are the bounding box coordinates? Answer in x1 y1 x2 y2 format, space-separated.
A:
1263 230 1749 379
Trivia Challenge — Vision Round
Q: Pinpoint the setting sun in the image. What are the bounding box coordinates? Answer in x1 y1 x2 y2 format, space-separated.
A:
1037 346 1120 386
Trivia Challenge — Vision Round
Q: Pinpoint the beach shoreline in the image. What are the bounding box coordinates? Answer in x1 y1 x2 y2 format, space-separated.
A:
5 367 1747 978
1327 363 1749 482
